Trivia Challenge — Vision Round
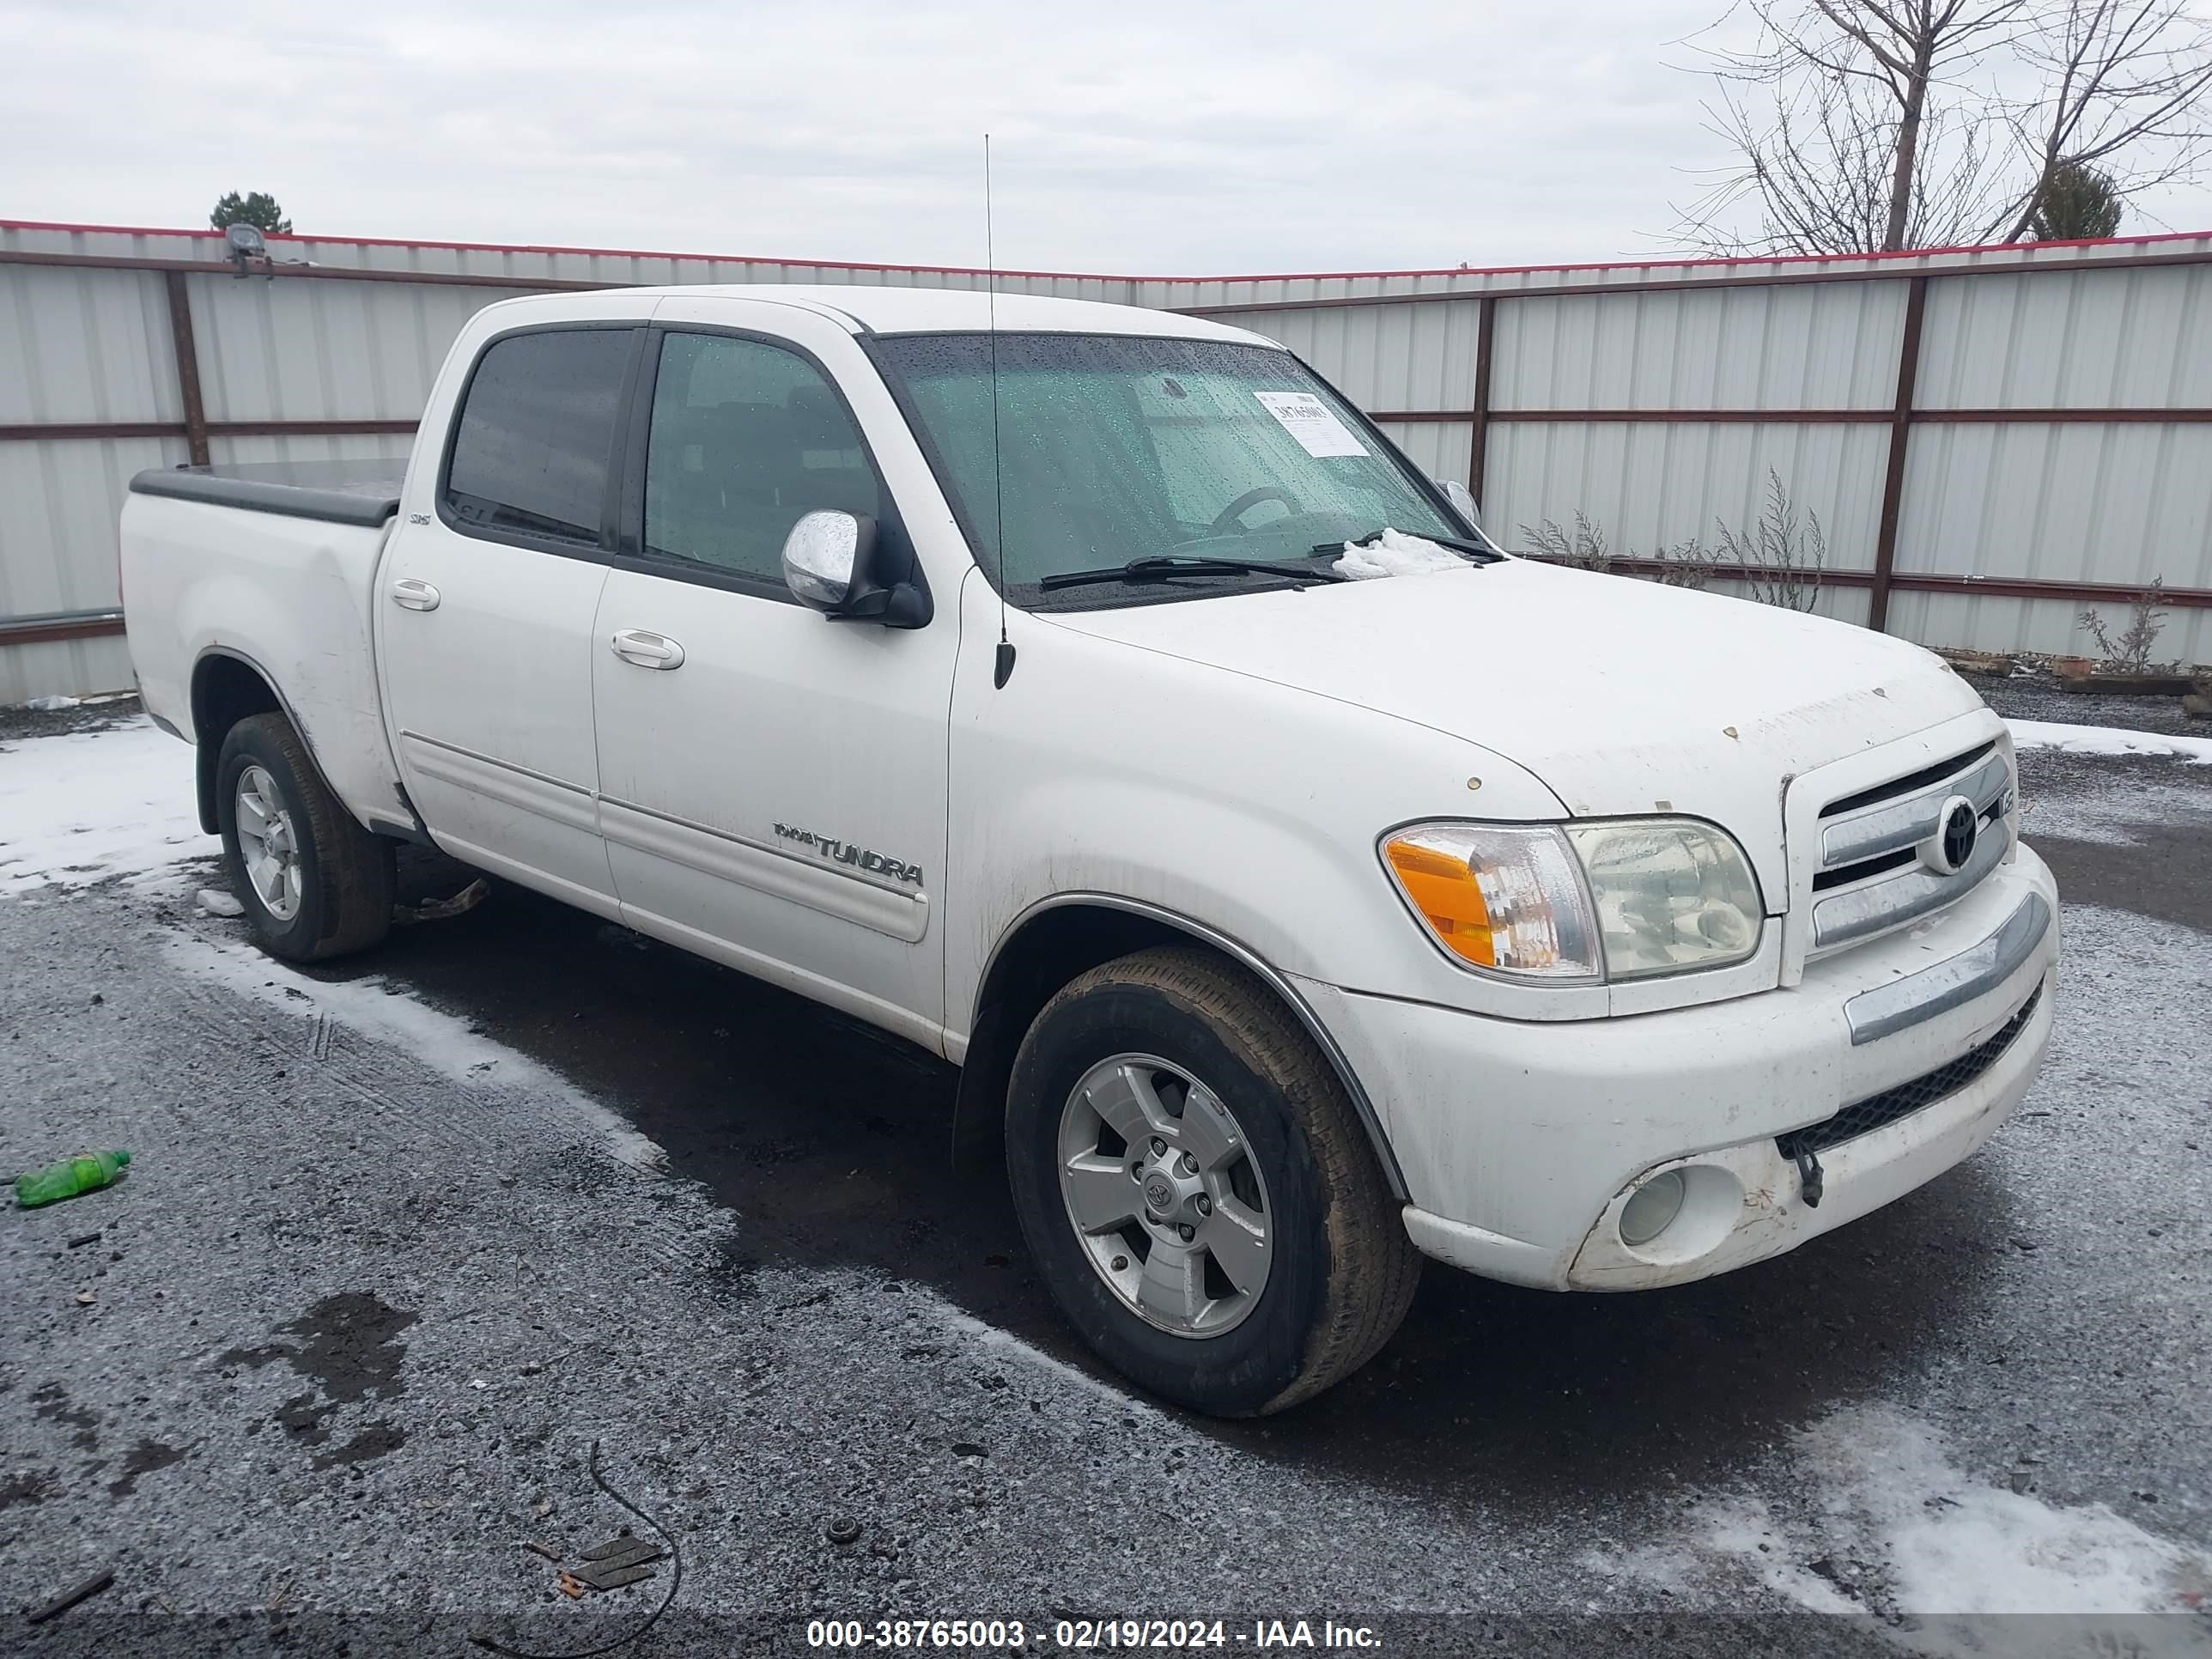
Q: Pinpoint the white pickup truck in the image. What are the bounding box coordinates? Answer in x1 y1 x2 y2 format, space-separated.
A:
123 284 2057 1415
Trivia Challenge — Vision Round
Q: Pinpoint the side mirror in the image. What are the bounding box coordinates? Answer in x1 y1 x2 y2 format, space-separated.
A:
780 510 933 628
782 509 869 609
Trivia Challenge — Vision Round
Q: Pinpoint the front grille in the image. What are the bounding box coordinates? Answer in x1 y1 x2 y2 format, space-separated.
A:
1812 846 1914 891
1820 740 1997 819
1807 740 2015 955
1777 981 2043 1161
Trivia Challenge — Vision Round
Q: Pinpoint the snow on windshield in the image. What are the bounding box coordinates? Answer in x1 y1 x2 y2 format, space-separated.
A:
1332 528 1468 580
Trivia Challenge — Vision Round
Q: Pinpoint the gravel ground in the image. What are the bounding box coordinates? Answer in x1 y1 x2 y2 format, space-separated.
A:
0 694 143 744
3 702 2209 1658
1977 672 2208 739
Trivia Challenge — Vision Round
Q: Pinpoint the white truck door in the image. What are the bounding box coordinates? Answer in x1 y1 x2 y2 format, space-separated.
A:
589 314 954 1050
379 321 641 916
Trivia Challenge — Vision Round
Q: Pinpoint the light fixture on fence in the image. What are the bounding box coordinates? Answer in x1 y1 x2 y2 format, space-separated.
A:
224 222 268 278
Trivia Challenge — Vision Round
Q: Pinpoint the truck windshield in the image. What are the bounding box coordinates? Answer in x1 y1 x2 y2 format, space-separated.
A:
868 332 1469 600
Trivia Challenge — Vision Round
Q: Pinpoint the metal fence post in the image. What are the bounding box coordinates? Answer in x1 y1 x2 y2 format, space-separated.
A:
1867 275 1929 635
162 270 211 467
1468 295 1497 510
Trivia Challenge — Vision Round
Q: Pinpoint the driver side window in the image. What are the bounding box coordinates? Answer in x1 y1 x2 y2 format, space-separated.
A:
642 331 881 586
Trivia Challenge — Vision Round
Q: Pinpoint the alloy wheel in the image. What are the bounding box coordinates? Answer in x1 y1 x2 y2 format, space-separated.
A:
234 763 304 922
1055 1052 1273 1337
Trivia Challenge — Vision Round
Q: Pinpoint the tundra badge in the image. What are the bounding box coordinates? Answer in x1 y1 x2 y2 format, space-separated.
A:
773 823 924 886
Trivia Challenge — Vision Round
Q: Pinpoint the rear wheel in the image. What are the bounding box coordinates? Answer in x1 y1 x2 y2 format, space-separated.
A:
1006 946 1419 1416
216 713 392 962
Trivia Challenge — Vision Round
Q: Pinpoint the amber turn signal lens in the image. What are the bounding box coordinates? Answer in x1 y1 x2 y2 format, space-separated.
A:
1380 823 1602 978
1384 837 1496 966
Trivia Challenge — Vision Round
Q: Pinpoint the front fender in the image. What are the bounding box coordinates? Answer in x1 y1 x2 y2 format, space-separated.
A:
944 576 1577 1045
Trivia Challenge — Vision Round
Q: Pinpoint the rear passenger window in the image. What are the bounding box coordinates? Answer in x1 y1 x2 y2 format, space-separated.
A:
643 332 881 584
445 329 632 545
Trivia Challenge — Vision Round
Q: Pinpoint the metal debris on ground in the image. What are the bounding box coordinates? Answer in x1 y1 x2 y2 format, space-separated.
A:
469 1439 684 1659
571 1533 665 1589
826 1516 863 1546
27 1566 115 1624
521 1540 561 1562
393 878 490 927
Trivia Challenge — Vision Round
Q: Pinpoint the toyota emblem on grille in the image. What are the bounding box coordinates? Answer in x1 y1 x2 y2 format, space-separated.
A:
1923 794 1979 875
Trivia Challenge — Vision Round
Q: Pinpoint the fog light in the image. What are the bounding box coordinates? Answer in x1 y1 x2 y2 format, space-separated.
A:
1619 1169 1686 1247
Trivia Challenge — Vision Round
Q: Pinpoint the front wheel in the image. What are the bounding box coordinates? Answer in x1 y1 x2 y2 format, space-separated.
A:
1006 947 1419 1416
215 713 393 962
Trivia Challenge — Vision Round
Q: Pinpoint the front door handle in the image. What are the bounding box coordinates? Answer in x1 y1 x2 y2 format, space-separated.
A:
390 578 441 611
610 629 685 671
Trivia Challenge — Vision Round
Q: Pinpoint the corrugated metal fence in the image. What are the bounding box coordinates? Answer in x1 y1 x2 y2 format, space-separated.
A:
4 218 2209 701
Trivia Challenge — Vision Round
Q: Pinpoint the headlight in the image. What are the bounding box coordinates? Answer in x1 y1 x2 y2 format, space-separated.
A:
1382 818 1762 982
1381 824 1600 978
1564 819 1764 979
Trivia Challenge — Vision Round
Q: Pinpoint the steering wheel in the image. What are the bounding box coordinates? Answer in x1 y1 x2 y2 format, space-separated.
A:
1209 486 1303 535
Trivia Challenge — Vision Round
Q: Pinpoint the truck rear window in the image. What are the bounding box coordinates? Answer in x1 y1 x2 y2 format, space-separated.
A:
445 329 632 546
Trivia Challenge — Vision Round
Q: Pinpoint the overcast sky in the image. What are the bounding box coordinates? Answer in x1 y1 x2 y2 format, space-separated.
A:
5 0 2209 275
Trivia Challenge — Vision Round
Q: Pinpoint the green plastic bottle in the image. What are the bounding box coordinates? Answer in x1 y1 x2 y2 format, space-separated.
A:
14 1151 131 1208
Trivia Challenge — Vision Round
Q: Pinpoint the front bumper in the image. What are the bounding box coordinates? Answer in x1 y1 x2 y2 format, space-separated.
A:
1297 844 2059 1291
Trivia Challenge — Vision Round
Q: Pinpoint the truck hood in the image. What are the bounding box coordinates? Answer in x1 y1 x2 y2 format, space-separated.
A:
1044 558 1990 904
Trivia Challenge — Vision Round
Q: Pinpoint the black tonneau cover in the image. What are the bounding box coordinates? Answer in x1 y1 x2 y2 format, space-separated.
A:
129 460 407 529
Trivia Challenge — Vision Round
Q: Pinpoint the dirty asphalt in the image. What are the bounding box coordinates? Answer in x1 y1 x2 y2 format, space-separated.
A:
3 688 2209 1657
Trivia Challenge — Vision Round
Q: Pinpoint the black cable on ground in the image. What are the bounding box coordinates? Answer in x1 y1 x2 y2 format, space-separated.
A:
470 1438 685 1659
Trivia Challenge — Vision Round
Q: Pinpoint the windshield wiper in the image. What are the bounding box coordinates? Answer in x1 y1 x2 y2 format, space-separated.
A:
1037 555 1347 592
1318 529 1504 564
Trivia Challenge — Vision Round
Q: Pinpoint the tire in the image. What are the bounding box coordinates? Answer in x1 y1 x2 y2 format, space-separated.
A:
1006 945 1419 1416
215 712 393 963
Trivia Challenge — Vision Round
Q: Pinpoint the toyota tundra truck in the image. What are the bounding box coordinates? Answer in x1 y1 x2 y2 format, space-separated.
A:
120 284 2057 1416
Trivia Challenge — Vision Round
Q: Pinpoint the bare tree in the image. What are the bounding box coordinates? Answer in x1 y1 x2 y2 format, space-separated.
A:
1675 0 2212 254
1679 1 2028 253
1992 1 2212 243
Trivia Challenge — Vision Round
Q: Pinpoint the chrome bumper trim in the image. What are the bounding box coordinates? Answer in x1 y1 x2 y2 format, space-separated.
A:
1842 890 2051 1047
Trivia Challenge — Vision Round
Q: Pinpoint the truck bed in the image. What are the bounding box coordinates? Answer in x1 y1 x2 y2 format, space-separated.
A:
129 460 407 528
121 459 413 837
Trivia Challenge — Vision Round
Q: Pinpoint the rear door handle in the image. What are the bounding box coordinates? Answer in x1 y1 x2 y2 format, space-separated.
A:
390 578 441 611
610 629 685 670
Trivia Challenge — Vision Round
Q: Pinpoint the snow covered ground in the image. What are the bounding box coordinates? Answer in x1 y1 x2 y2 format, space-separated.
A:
0 719 203 896
2008 720 2212 764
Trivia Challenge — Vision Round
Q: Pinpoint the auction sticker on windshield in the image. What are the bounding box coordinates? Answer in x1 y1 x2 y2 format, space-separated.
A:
1253 391 1369 458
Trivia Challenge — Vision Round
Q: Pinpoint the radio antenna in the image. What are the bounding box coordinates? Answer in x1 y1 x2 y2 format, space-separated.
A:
986 133 1015 690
